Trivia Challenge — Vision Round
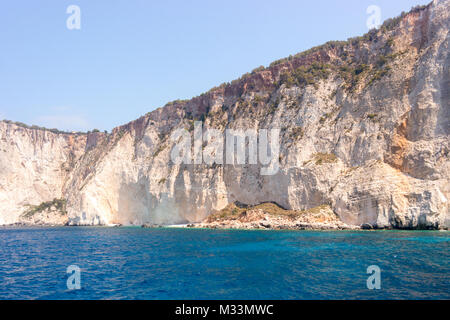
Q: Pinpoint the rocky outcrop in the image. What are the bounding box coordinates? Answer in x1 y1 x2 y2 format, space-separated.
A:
0 1 448 229
189 202 358 230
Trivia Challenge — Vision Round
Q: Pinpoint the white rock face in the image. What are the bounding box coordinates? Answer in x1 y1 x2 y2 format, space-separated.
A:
0 122 87 225
0 1 448 229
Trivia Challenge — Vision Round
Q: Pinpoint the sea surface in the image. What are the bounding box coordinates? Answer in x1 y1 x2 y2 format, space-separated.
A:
0 227 448 300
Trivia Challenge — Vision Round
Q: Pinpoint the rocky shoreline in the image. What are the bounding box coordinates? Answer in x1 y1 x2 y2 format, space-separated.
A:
2 221 448 231
185 201 449 231
186 202 360 231
187 221 359 231
3 201 447 231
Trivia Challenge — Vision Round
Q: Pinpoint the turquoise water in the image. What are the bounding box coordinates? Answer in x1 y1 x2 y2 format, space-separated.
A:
0 227 448 300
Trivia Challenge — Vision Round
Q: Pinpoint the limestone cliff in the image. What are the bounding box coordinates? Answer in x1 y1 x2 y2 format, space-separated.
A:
0 0 448 229
0 122 89 225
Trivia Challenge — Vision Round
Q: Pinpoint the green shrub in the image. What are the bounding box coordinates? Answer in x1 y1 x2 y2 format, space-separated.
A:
279 63 331 89
313 153 338 165
251 66 265 73
22 199 67 218
153 145 165 158
289 127 304 139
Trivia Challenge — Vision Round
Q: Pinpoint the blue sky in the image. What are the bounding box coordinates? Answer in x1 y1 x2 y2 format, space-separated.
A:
0 0 429 132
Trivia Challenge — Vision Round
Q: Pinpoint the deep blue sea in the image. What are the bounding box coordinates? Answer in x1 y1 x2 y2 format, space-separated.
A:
0 227 448 300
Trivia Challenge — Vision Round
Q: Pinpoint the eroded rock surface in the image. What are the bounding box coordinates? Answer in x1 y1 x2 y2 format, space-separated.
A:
190 202 358 230
0 1 448 229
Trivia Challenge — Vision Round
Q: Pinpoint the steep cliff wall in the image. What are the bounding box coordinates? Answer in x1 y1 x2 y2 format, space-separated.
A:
0 122 89 224
1 0 448 228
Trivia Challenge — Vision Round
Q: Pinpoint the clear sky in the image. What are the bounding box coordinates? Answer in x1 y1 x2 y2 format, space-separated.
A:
0 0 429 132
